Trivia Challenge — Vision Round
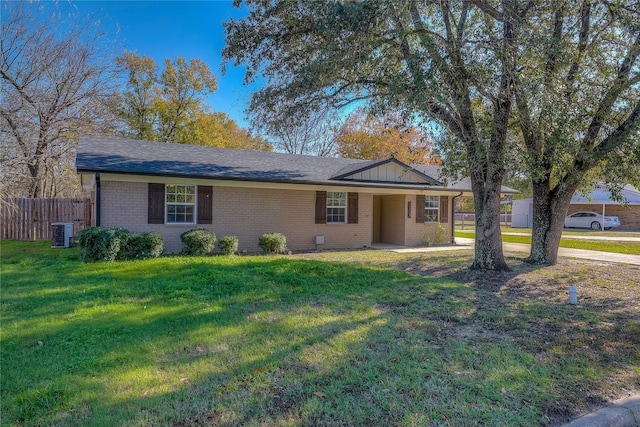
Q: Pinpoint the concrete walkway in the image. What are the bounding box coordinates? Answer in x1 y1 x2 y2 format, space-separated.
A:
453 237 640 266
378 238 640 266
457 230 640 242
562 394 640 427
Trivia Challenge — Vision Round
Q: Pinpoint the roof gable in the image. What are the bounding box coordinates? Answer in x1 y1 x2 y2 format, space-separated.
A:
332 158 442 185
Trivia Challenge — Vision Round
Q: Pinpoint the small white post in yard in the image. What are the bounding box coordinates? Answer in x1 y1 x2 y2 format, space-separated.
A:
602 203 605 230
569 286 577 305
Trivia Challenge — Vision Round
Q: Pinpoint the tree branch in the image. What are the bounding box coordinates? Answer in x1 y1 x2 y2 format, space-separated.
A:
468 0 504 21
565 1 591 96
590 100 640 164
583 32 640 147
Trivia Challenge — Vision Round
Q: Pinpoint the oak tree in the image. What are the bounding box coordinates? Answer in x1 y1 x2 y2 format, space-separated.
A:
224 0 519 270
512 1 640 264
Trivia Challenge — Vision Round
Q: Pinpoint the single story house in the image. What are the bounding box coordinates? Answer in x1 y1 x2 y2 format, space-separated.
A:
76 135 515 253
512 184 640 230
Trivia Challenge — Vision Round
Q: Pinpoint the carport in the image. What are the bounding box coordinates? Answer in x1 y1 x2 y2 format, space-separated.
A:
569 184 640 231
512 184 640 230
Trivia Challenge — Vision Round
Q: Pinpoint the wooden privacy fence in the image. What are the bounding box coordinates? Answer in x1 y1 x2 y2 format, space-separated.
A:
1 198 91 241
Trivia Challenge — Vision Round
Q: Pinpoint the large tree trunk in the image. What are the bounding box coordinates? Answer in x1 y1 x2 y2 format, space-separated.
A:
528 181 578 264
27 161 43 198
471 183 510 271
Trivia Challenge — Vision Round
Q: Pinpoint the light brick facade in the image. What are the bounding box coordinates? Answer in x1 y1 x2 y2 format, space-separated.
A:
405 195 453 246
99 178 454 254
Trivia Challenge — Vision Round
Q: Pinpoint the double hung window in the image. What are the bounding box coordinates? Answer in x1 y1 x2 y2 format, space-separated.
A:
424 195 439 222
166 184 196 224
326 192 347 223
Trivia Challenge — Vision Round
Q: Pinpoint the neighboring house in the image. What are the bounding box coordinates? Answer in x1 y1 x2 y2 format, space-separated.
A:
76 135 515 253
512 184 640 230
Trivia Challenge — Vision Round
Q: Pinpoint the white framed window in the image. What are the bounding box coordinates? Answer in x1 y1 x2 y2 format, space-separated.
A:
424 195 439 222
166 184 196 224
327 191 347 223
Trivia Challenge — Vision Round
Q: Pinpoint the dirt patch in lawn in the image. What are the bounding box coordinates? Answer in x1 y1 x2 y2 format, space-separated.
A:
398 254 640 424
296 249 640 425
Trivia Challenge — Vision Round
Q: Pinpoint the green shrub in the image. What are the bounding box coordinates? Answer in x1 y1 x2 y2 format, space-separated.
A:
423 222 449 247
127 232 164 259
181 229 217 255
78 226 131 262
434 222 449 245
218 236 239 255
258 233 287 254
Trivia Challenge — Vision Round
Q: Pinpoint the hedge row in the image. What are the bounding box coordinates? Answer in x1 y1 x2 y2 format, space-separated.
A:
78 227 288 262
181 230 287 255
78 227 164 262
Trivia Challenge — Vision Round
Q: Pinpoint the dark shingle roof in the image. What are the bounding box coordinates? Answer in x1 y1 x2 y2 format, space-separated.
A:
76 135 515 193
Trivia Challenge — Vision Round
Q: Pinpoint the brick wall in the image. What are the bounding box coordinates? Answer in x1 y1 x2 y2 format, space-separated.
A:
567 204 640 231
100 179 457 253
404 195 453 246
100 180 373 253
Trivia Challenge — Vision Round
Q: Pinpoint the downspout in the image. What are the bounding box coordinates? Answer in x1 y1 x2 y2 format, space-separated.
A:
451 192 463 244
95 173 101 227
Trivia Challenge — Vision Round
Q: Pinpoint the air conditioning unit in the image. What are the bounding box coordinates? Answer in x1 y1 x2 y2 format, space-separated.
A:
52 222 74 248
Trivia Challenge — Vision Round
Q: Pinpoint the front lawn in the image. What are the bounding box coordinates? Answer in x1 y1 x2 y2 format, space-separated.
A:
2 241 639 426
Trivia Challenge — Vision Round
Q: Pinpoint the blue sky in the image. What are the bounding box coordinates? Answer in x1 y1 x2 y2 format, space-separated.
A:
72 1 258 127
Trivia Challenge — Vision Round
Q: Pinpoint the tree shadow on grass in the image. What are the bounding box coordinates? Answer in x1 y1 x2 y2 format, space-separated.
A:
3 256 427 425
396 252 640 424
3 251 639 426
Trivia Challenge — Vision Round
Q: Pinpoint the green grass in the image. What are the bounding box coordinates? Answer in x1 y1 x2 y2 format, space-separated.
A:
455 231 640 255
2 241 638 426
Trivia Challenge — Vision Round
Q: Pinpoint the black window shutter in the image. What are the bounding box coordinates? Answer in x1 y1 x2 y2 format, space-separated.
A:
416 195 425 223
315 191 327 224
440 196 449 223
348 192 358 224
197 186 213 224
148 183 165 224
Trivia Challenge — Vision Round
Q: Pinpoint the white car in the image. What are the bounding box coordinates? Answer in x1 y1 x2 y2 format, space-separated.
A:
564 211 621 230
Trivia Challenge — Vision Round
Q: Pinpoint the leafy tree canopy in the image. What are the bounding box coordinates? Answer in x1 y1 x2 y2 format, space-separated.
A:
224 0 518 270
510 1 640 263
224 0 640 268
116 52 270 151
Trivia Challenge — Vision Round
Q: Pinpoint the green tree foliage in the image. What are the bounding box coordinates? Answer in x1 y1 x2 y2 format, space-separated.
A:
117 52 270 151
116 52 158 141
188 111 271 151
225 1 640 268
224 0 519 270
512 1 640 264
336 108 441 165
